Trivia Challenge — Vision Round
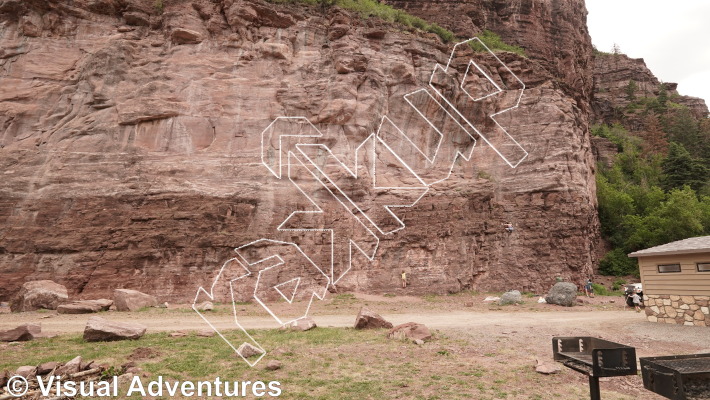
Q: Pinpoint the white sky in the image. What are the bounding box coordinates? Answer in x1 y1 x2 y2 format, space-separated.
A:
586 0 710 104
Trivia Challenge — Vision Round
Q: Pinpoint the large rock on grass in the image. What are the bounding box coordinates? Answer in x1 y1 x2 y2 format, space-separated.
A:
58 299 113 314
237 342 264 358
0 323 41 341
499 290 522 305
545 282 578 307
282 317 316 331
83 316 147 341
354 307 393 329
10 281 68 312
113 289 158 311
387 322 432 342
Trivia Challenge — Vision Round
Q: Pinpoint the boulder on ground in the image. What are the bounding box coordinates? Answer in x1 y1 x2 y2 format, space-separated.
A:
57 299 113 314
237 342 263 358
535 359 561 374
113 289 158 311
387 322 432 342
545 282 578 307
282 317 316 331
499 290 523 305
354 307 393 329
0 370 8 387
15 366 36 379
83 316 147 342
37 361 59 375
265 360 282 371
0 323 41 342
10 280 68 312
55 356 82 376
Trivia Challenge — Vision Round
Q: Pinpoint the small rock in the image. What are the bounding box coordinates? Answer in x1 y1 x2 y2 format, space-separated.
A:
387 322 432 342
195 301 213 311
265 360 282 371
117 26 134 32
16 366 36 379
483 296 500 302
537 297 547 303
55 356 82 376
169 331 188 338
171 28 203 45
83 316 147 342
463 302 474 307
283 317 316 331
197 330 215 337
535 359 561 374
0 369 8 387
158 302 169 309
37 361 59 375
57 299 113 314
413 339 425 345
0 323 41 342
237 342 263 358
354 307 393 329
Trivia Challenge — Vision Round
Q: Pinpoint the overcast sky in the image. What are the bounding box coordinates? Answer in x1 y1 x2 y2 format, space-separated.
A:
586 0 710 105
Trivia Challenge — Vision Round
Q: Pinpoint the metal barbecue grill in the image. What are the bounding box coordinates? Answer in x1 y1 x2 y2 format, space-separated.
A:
552 337 637 400
640 353 710 400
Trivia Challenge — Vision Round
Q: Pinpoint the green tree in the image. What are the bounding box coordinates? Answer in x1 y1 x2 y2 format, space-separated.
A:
661 142 707 192
625 80 638 101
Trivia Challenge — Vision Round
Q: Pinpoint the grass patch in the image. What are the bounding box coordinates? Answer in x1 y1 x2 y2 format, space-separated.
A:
266 0 525 55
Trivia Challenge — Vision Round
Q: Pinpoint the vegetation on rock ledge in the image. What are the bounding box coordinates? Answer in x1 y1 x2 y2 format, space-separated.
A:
268 0 526 56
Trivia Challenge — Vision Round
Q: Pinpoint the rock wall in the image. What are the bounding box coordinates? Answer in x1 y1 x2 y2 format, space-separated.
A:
0 0 599 302
644 294 710 326
593 53 709 125
385 0 595 109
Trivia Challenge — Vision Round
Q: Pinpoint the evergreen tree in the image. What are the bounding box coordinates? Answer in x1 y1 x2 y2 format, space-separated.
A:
625 80 638 101
661 142 707 192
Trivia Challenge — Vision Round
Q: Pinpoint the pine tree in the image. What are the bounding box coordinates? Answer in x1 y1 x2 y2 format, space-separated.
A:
661 142 708 192
625 80 638 101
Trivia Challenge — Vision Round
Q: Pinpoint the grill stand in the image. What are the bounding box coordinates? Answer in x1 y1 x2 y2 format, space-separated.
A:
588 376 601 400
553 337 638 400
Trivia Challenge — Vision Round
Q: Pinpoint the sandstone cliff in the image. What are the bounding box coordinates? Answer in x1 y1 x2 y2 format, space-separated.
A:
0 0 599 302
593 52 710 126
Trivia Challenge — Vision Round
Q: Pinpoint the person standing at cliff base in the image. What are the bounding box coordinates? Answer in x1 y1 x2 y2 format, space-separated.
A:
401 271 407 289
584 279 594 298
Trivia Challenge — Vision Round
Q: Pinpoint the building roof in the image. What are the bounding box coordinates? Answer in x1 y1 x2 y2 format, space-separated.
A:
628 236 710 257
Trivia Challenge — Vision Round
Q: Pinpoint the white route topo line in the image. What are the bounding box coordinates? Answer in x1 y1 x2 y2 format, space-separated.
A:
193 37 528 365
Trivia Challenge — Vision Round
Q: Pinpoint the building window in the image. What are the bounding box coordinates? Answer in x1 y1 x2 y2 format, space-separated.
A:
698 263 710 272
657 264 681 273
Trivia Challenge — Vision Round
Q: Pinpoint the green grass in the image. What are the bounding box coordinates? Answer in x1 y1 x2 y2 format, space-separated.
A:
1 325 639 400
266 0 525 55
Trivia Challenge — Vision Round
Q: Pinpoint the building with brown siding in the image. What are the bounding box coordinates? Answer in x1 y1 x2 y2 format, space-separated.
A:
628 236 710 326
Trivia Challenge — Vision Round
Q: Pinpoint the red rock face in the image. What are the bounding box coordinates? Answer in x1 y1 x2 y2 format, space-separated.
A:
593 53 710 124
0 0 599 302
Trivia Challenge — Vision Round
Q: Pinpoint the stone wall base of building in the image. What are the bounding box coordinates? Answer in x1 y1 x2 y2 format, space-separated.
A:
644 295 710 326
